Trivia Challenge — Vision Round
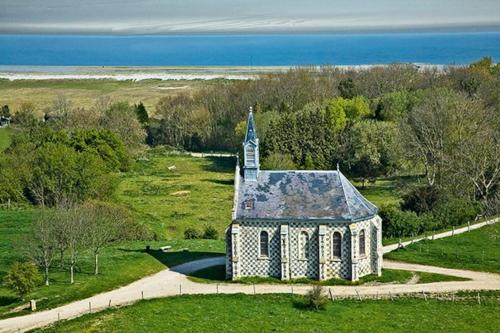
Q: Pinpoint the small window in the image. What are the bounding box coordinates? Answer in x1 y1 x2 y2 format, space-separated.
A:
299 231 309 259
260 231 269 257
245 199 254 210
332 232 342 258
359 229 366 256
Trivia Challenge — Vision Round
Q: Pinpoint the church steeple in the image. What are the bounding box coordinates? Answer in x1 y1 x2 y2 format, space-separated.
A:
243 107 259 181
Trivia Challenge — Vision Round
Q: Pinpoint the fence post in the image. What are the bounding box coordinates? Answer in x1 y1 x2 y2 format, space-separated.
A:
422 291 427 301
329 288 334 301
452 226 455 236
253 284 256 295
109 299 111 307
355 289 361 301
477 293 481 305
389 291 393 301
89 301 92 313
58 312 60 321
216 283 219 294
179 284 182 295
468 222 470 232
291 285 294 294
141 291 144 300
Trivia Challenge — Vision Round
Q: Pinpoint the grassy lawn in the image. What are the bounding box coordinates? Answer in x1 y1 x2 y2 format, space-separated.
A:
0 79 208 115
352 176 413 207
385 223 500 273
0 209 225 318
36 293 500 333
114 149 235 239
188 265 467 285
0 127 11 153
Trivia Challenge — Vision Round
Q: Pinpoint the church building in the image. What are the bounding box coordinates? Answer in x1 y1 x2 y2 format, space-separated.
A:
225 109 383 281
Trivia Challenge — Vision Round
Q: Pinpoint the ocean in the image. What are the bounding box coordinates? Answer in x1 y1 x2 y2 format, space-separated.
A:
0 32 499 66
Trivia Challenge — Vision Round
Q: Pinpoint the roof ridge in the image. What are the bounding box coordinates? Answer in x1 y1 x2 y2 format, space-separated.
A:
339 172 377 214
337 170 353 220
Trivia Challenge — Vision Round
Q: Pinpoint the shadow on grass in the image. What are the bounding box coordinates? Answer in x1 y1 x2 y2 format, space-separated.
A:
119 248 224 269
0 296 18 307
202 179 234 186
202 156 236 173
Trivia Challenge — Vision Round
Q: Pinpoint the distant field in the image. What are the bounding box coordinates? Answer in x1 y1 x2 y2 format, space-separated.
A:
0 79 210 115
385 223 500 273
0 209 224 318
114 150 235 239
37 294 500 333
0 128 11 153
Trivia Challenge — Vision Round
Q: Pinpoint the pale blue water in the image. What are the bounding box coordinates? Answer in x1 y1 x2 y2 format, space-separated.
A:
0 32 499 66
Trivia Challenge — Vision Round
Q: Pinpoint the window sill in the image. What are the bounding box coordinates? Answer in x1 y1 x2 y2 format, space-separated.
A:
298 258 309 262
258 256 270 261
359 255 368 260
330 258 342 262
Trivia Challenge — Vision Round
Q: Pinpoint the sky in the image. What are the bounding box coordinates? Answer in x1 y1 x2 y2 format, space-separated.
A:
1 0 499 34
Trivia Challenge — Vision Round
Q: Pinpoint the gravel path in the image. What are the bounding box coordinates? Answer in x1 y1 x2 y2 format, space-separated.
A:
1 217 498 332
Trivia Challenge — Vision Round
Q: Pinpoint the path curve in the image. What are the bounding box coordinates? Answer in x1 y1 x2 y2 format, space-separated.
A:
1 256 499 333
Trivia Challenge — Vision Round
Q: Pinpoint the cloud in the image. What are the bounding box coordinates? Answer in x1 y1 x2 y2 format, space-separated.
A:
1 0 499 33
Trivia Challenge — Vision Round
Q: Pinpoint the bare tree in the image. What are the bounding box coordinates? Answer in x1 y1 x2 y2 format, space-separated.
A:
29 212 56 286
65 207 86 284
81 201 127 275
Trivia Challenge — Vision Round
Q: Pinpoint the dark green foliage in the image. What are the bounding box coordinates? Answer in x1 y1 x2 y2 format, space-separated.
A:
433 198 482 228
184 227 201 240
401 185 441 214
338 78 358 99
134 102 149 125
0 105 10 118
380 205 437 238
3 262 41 300
0 125 130 206
202 225 219 240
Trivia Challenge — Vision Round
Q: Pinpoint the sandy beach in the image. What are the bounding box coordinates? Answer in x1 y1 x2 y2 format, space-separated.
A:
0 64 450 81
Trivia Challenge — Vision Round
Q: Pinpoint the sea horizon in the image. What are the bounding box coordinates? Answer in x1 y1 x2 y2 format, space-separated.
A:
1 31 499 67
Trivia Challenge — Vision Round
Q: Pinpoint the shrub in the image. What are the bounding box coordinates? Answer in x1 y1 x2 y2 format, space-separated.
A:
3 262 41 300
433 198 482 228
184 227 201 240
304 285 328 311
202 225 219 240
380 205 435 238
401 185 441 214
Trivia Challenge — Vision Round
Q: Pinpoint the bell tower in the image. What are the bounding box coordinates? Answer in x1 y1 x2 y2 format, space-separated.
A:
243 107 259 181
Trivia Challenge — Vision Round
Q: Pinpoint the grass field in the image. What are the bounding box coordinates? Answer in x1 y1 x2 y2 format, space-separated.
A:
0 79 207 116
188 265 467 285
36 294 500 333
0 127 11 153
0 209 224 318
114 149 235 239
385 223 500 273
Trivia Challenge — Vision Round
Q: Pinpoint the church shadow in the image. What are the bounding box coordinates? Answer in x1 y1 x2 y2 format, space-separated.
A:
202 178 234 186
119 248 225 269
201 156 236 173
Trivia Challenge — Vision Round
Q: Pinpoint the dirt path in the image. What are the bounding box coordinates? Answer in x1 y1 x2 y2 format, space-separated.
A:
1 256 499 333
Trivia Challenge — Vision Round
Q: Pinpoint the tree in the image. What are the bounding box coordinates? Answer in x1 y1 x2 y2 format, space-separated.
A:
81 201 128 275
346 120 402 187
29 212 57 285
65 207 86 284
100 102 146 151
0 105 10 118
338 78 358 99
13 102 37 127
3 262 41 300
261 152 296 170
134 102 149 125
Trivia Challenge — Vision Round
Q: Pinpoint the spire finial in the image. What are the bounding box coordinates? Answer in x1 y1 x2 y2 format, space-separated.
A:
249 106 253 113
337 162 340 171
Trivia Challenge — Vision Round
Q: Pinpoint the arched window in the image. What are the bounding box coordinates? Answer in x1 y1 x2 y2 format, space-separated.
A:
260 231 269 257
300 231 309 259
332 232 342 258
359 229 366 256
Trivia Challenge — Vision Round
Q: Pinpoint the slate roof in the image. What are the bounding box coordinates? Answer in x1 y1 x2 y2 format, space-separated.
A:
235 170 378 222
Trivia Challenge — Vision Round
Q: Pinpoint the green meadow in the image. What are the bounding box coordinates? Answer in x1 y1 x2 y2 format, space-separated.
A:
385 222 500 273
0 128 11 153
36 294 500 333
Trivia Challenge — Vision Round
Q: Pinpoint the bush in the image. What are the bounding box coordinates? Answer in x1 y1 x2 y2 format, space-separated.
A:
380 205 435 238
184 227 201 239
433 198 482 228
304 285 328 311
401 185 441 214
3 262 41 300
202 225 219 240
